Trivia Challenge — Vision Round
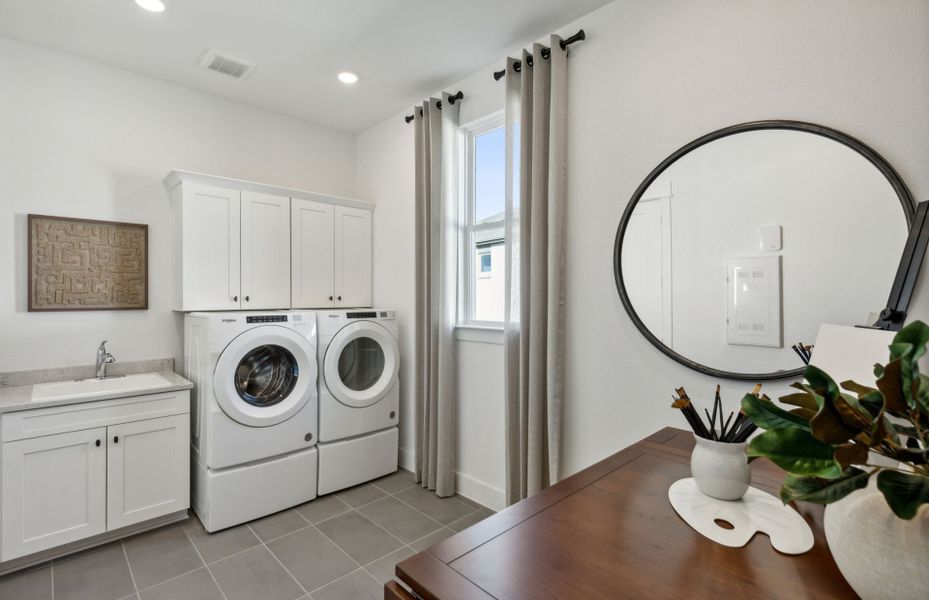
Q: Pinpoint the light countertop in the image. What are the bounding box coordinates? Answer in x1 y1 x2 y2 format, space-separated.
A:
0 371 193 414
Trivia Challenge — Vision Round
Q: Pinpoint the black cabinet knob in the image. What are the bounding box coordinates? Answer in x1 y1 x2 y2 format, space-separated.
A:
113 436 119 444
328 296 333 301
337 296 342 301
244 296 250 302
95 439 101 447
233 295 238 302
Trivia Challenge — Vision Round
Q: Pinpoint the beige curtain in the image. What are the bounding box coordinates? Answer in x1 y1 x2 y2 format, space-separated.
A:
413 93 459 497
504 36 568 505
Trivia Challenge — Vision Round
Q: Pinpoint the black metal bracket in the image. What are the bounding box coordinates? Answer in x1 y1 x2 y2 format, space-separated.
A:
404 90 464 123
873 199 929 330
493 29 586 81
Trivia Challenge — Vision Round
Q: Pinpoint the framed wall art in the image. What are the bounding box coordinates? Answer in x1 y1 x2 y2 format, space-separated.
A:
28 214 149 311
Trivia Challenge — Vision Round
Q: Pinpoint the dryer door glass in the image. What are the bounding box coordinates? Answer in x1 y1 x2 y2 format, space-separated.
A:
234 345 299 407
338 337 385 391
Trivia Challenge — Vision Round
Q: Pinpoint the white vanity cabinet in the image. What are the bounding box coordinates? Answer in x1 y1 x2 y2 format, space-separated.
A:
167 171 372 311
1 428 108 560
0 390 190 562
292 199 372 308
106 414 189 530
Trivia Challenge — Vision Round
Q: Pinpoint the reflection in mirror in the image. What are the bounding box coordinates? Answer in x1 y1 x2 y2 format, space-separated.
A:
618 124 912 379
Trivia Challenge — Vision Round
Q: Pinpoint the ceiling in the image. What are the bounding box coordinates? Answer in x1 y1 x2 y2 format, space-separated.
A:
0 0 609 133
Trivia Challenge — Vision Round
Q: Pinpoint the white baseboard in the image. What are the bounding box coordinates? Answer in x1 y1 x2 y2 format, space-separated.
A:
455 471 506 512
398 446 415 472
399 446 505 511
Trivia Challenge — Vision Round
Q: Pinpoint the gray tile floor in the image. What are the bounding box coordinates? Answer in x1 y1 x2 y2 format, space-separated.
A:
0 469 494 600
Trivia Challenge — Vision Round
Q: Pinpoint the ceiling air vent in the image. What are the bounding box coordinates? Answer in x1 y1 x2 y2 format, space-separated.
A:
199 50 256 80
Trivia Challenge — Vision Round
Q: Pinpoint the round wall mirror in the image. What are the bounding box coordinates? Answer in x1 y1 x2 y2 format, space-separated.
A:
613 121 915 380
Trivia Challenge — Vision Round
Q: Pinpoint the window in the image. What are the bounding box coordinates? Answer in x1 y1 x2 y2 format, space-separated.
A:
460 113 506 326
480 252 492 273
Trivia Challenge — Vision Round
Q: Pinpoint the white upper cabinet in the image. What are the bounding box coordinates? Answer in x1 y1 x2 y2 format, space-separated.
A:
167 171 372 311
241 191 291 309
291 199 372 308
292 199 335 308
334 206 372 308
173 183 241 311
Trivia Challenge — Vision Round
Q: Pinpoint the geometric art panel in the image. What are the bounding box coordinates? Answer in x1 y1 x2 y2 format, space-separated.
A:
28 214 148 311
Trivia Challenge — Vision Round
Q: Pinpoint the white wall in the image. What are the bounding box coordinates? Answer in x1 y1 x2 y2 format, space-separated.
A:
356 0 929 509
0 36 356 372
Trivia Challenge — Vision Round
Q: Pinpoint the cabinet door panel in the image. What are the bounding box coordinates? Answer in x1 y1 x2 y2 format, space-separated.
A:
241 191 291 309
107 415 189 530
334 206 372 308
180 184 241 310
1 428 107 561
291 199 334 308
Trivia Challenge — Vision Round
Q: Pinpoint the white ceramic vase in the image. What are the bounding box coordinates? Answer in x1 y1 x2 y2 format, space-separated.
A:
824 477 929 600
690 435 751 500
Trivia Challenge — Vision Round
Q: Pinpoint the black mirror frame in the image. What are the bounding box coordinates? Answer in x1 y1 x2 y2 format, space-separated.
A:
613 120 916 381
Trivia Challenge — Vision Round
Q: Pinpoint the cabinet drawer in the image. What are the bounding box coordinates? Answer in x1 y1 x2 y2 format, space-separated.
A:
2 391 190 442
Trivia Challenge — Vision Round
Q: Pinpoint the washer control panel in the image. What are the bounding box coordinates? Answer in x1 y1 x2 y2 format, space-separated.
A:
246 315 288 323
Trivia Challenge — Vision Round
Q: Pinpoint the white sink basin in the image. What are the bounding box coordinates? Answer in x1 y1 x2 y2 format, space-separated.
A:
32 372 171 402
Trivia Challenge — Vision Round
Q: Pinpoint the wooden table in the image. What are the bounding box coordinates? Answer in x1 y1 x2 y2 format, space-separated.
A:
385 427 855 599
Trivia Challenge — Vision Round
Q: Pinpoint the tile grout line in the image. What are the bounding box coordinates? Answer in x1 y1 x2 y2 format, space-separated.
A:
121 541 140 597
387 488 477 530
307 515 411 593
258 522 314 545
309 522 367 571
132 564 203 595
374 478 471 528
306 566 382 597
180 522 229 600
245 522 312 600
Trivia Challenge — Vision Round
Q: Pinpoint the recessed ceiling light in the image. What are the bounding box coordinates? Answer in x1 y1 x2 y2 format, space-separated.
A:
134 0 166 13
338 72 359 84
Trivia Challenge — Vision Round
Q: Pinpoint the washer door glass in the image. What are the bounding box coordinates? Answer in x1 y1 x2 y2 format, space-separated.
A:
324 321 399 408
235 345 299 407
213 326 317 427
338 337 385 392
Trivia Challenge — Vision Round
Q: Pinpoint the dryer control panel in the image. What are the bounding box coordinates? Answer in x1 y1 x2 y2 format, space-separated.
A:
345 311 396 320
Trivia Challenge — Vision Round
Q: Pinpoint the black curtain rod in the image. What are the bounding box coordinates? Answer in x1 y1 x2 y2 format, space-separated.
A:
404 90 464 123
493 29 586 81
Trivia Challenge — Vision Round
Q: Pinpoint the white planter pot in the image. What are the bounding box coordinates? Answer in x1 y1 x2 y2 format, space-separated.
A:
824 478 929 600
690 435 751 500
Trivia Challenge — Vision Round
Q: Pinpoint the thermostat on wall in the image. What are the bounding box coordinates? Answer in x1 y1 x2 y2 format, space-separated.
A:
760 225 782 251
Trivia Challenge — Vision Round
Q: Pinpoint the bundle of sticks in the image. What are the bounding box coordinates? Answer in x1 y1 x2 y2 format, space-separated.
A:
791 342 813 365
671 384 758 443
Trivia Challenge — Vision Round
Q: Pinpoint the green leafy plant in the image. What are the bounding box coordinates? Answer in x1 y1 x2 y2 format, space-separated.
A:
741 320 929 519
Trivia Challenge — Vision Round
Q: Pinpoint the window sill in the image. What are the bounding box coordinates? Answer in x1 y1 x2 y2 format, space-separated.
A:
455 324 504 345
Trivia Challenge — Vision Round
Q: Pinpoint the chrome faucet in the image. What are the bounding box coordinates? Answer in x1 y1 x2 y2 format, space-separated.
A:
96 340 116 379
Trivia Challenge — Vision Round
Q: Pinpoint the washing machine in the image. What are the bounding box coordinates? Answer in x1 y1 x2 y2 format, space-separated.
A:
317 309 400 495
184 311 318 532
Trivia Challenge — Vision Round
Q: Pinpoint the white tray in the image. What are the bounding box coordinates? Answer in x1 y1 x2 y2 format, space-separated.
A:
668 477 814 554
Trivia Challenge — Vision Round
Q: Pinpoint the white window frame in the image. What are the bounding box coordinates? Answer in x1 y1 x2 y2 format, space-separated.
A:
458 110 505 329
